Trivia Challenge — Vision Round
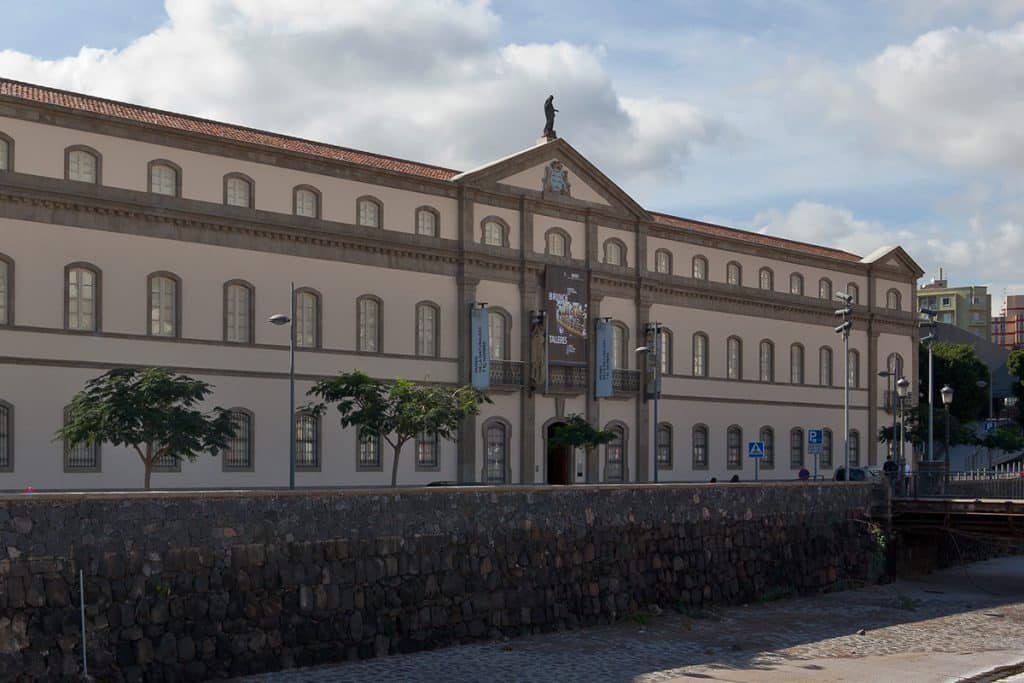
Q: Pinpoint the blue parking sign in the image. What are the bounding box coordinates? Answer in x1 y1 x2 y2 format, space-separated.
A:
807 429 823 455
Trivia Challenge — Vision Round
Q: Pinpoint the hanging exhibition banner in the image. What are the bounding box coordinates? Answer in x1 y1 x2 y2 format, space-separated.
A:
545 267 589 365
595 319 613 398
470 306 490 389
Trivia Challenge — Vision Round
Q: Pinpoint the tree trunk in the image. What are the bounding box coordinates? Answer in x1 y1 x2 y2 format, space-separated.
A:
391 444 402 487
144 460 153 490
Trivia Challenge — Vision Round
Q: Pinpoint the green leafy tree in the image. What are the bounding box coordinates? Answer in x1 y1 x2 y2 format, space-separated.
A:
56 368 235 489
920 342 988 422
1009 349 1024 429
548 414 617 473
310 371 491 486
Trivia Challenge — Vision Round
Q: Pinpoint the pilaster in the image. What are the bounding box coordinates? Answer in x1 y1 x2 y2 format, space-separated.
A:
867 316 879 466
519 196 537 484
635 300 652 483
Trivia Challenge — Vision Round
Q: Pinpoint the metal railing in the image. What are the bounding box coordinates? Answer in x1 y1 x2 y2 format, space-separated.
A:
894 463 1024 499
548 364 587 392
489 360 523 388
613 369 640 394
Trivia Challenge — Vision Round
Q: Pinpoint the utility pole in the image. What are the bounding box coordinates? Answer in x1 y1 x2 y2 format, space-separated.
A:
920 308 938 462
834 292 853 481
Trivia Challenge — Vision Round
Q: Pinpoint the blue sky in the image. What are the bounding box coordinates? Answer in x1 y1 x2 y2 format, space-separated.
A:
2 0 1023 310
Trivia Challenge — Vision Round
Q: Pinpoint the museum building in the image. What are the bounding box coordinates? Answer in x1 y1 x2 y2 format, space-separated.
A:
0 78 922 490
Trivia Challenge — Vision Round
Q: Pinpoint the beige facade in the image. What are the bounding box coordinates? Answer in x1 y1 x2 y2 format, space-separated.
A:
0 79 923 490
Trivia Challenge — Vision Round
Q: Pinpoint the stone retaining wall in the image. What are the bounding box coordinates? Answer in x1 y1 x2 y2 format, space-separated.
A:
0 483 882 681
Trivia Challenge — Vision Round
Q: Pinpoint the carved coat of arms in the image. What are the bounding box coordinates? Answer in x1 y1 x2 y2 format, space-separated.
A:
542 161 571 196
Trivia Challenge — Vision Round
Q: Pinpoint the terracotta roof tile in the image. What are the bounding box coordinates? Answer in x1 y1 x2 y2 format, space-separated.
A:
649 212 862 262
0 78 460 181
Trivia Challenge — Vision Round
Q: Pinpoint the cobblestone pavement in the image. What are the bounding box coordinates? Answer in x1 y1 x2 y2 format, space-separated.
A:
241 556 1024 682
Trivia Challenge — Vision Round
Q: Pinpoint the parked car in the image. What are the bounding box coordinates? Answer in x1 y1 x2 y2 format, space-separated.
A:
834 466 881 482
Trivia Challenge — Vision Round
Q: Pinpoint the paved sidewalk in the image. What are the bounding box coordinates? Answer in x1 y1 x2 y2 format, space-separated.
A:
241 556 1024 682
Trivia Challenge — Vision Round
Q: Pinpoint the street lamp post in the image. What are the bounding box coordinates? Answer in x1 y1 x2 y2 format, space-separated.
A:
879 369 896 462
834 292 854 482
636 322 662 484
941 384 953 476
269 282 296 490
919 308 938 461
896 376 910 493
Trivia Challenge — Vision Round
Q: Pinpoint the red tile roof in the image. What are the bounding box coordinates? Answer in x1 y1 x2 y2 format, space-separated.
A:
649 212 862 262
1 78 861 262
0 78 460 181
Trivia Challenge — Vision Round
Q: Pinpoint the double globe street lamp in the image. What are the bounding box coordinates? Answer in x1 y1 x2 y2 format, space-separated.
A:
269 282 296 490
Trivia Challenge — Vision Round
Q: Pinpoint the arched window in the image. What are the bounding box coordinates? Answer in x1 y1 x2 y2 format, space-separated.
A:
727 261 742 286
847 283 859 304
415 301 439 357
357 295 381 352
483 419 509 484
357 196 382 228
224 173 253 208
790 343 805 384
148 272 180 338
727 425 742 469
148 160 180 197
848 349 860 388
887 353 904 379
790 273 804 296
727 336 742 380
604 423 625 482
819 346 833 386
821 428 833 468
0 400 12 472
66 146 100 184
0 254 12 326
293 185 321 218
294 288 320 348
611 322 628 369
654 249 672 274
488 309 510 361
759 267 774 291
692 332 709 377
759 340 774 382
759 426 774 469
222 409 254 471
416 431 439 470
658 328 672 375
818 278 832 301
692 255 708 280
604 239 625 266
416 207 439 237
0 133 11 171
886 289 902 310
64 405 100 472
65 264 100 332
849 430 861 467
357 428 382 470
656 423 672 469
545 228 569 257
481 217 508 247
692 424 709 469
224 280 254 343
294 411 320 470
790 427 804 469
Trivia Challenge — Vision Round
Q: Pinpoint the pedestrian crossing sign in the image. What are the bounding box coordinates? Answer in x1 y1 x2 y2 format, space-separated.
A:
747 441 766 458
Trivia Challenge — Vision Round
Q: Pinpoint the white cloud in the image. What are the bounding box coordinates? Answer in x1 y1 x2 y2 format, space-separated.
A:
0 0 727 191
785 22 1024 173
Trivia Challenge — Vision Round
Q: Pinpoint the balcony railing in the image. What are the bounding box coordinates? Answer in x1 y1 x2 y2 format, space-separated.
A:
489 360 523 389
548 364 587 393
613 369 641 394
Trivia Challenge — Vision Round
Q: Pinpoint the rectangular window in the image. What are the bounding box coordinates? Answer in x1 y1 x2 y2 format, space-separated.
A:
416 305 436 356
942 297 951 306
150 164 177 196
295 189 317 217
821 430 833 468
656 426 671 468
488 312 506 361
485 424 506 483
605 430 624 482
225 284 250 343
359 200 380 228
152 448 181 473
295 292 317 348
727 338 741 380
790 345 804 384
727 428 742 469
149 276 177 337
0 260 8 325
692 427 708 468
68 150 97 183
222 411 253 470
849 432 860 467
295 413 319 469
0 404 10 471
416 431 438 469
357 430 381 469
64 407 99 471
0 140 8 171
226 177 251 207
417 210 437 237
790 430 804 469
693 335 707 377
358 298 379 352
67 268 96 331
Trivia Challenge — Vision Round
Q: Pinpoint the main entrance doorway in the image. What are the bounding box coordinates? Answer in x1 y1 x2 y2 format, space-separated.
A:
546 422 572 485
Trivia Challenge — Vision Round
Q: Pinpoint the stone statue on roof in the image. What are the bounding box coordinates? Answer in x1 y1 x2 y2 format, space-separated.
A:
542 95 558 140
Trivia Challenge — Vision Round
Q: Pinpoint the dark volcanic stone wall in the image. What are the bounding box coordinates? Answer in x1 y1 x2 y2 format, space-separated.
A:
0 483 881 681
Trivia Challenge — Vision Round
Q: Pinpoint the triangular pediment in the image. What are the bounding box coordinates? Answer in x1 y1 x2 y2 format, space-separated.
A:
451 138 649 219
860 245 925 279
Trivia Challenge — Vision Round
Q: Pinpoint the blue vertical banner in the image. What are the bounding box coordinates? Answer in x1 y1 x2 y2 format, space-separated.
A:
470 306 490 389
595 319 613 398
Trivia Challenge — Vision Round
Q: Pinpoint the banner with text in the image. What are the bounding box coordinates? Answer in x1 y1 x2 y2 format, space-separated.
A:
470 306 490 389
545 267 589 366
595 319 613 398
